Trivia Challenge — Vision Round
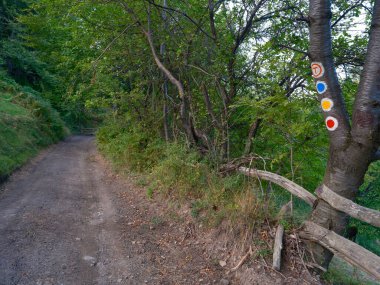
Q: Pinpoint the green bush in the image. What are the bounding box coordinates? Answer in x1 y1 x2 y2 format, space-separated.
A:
97 120 268 228
149 143 208 199
0 74 68 179
97 121 165 172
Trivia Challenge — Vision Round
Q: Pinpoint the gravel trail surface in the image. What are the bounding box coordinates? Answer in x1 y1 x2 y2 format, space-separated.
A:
0 136 225 285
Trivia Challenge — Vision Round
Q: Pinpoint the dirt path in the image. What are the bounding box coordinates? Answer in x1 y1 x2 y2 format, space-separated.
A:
0 136 227 285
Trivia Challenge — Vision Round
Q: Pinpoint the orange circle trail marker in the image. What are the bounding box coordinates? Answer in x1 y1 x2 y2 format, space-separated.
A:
311 62 325 78
325 116 338 131
321 98 333 112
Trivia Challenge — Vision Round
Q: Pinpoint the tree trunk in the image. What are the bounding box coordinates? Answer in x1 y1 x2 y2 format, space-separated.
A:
307 146 373 268
161 0 170 142
307 0 380 270
243 118 261 155
163 96 170 142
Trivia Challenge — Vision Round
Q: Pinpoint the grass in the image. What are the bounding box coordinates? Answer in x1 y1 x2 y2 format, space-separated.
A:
323 257 379 285
96 119 379 285
0 75 68 180
97 121 270 230
0 96 29 116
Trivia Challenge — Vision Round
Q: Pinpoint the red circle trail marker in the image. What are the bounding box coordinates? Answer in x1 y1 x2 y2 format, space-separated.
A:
325 116 338 131
311 62 325 78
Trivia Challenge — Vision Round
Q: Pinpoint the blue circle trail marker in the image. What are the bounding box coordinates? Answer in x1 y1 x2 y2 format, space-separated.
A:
316 81 328 94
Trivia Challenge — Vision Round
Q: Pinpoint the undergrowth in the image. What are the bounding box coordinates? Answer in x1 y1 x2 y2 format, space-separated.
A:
0 72 68 180
97 119 378 285
97 120 272 230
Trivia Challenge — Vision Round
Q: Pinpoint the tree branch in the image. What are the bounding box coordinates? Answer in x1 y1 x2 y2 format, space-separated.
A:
351 1 380 147
208 0 218 40
145 0 215 40
278 44 310 56
232 0 268 55
201 83 223 130
243 118 262 155
331 0 363 29
301 221 380 280
316 184 380 228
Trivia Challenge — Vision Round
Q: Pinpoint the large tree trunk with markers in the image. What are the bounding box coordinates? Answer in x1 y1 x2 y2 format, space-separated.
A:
307 0 380 269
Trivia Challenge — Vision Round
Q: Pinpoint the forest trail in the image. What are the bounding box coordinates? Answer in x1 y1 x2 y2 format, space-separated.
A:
0 136 226 285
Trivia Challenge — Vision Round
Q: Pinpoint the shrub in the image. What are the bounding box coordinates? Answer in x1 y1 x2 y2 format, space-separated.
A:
0 75 68 179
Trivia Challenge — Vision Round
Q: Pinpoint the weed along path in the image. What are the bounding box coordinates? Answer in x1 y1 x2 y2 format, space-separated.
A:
0 136 227 285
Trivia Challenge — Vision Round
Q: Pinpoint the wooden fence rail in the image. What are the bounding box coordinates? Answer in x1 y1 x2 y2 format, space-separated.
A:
316 185 380 228
301 221 380 280
80 128 97 136
238 167 317 206
238 166 380 280
238 167 380 227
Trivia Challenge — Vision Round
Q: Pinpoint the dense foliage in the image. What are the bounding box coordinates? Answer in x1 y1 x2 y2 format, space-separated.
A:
0 72 67 180
16 0 374 187
0 0 67 179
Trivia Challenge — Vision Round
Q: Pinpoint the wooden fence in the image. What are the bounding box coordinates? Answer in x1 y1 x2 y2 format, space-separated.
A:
238 166 380 280
80 127 97 136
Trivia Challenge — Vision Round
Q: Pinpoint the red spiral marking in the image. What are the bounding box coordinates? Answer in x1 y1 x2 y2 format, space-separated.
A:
311 63 324 78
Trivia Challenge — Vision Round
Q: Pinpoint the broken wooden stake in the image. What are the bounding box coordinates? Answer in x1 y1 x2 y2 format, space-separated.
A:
276 201 292 221
273 224 284 271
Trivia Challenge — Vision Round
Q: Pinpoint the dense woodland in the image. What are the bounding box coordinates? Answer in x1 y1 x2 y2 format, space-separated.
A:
0 0 67 180
1 0 380 282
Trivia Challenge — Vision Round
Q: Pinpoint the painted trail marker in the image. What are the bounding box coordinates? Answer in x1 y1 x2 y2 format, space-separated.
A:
311 62 325 78
321 98 333 112
311 62 337 131
326 116 338 131
316 81 328 94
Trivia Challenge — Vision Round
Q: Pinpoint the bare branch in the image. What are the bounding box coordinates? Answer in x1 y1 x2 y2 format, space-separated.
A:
278 44 310 56
331 0 364 29
232 0 268 55
145 0 215 40
243 119 262 155
201 83 223 130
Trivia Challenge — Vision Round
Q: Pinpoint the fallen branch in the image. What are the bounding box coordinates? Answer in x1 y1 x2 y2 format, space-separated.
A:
238 167 317 206
230 246 253 272
316 185 380 228
219 156 259 174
